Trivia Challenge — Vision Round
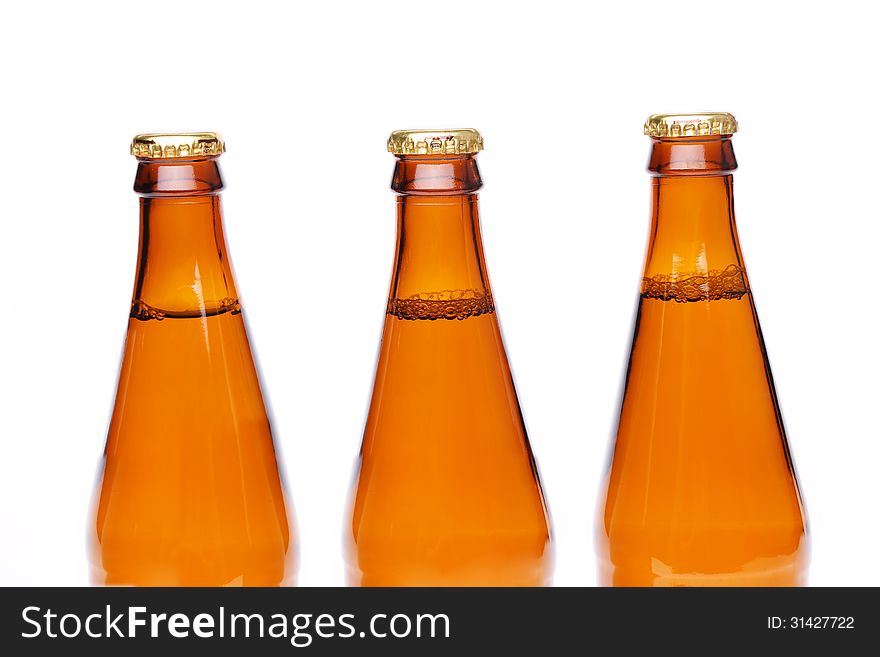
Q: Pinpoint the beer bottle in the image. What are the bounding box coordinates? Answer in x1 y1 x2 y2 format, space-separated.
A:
596 114 809 586
89 133 296 586
346 130 553 586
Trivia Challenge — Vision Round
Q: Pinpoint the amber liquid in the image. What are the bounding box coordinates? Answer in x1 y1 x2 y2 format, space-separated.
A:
89 159 295 586
346 156 552 586
597 138 808 586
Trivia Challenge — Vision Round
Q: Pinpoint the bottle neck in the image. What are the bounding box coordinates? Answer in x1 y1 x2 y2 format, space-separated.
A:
130 158 238 320
387 155 494 320
642 137 749 301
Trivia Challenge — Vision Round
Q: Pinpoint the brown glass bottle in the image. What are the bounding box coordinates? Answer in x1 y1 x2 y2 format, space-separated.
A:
345 130 553 586
596 114 808 586
88 133 296 586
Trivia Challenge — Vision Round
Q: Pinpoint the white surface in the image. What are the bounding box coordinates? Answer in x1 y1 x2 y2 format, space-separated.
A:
0 0 876 586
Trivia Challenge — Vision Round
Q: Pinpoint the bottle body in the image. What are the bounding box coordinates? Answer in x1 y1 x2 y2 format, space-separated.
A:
346 148 552 586
596 132 808 586
89 150 296 586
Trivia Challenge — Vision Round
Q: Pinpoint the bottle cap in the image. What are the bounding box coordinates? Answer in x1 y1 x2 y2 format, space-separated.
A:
131 132 225 159
387 129 483 155
644 113 738 138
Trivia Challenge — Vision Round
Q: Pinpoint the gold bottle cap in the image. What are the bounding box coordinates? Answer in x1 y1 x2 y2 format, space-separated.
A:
644 113 738 138
387 129 483 155
131 132 225 159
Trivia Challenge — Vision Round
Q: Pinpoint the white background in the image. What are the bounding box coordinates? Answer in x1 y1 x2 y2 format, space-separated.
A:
0 0 877 586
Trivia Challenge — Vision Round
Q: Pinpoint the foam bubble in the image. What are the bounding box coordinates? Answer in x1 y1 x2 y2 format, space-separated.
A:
387 289 495 321
640 264 750 303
